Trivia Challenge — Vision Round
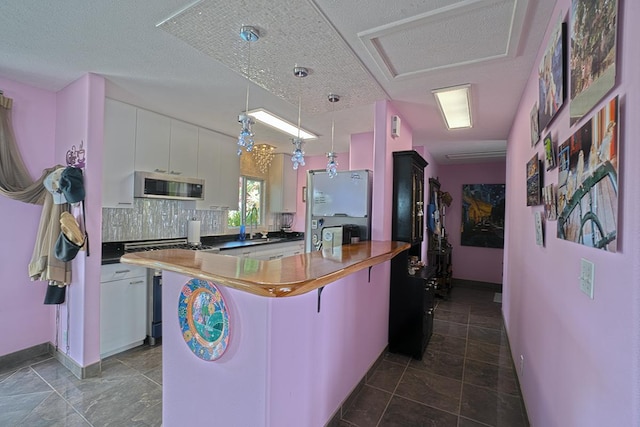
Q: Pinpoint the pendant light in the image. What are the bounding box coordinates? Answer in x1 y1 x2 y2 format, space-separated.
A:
326 93 340 178
291 66 308 170
237 26 259 156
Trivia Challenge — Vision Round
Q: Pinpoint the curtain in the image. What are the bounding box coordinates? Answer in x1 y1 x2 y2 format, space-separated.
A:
0 92 72 285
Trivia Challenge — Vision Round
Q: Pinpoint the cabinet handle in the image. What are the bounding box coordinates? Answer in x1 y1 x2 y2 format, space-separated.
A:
117 202 133 205
154 168 167 173
169 171 182 175
130 280 145 285
115 270 130 274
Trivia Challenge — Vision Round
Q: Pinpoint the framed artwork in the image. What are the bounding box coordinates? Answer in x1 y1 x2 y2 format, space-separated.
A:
543 184 558 221
570 0 618 125
530 103 540 146
460 184 506 249
538 16 566 131
557 96 618 251
526 153 542 206
534 211 544 246
544 134 557 170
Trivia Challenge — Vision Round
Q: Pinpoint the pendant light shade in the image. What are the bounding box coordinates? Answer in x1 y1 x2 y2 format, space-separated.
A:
237 26 259 156
291 66 308 170
326 93 340 178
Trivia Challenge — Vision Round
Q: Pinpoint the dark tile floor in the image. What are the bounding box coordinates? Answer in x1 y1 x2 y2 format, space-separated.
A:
337 285 529 427
0 286 527 427
0 344 162 426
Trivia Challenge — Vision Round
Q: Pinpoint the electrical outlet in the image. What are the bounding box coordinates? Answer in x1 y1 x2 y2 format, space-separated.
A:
580 258 595 299
62 330 68 343
519 355 524 376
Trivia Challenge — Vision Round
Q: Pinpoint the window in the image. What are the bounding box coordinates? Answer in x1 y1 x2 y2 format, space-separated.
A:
228 176 264 228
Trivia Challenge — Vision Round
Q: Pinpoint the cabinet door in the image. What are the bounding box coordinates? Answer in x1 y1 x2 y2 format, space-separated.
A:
135 109 171 173
169 119 199 175
269 154 297 213
100 268 147 358
196 128 221 210
102 99 136 208
217 136 241 209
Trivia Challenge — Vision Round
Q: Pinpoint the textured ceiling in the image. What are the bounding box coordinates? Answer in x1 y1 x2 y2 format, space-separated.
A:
0 0 555 162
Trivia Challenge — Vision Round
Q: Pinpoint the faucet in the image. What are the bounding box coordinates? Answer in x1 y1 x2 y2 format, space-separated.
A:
247 205 258 239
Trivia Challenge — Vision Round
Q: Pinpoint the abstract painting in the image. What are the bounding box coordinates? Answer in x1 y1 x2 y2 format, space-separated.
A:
557 96 618 251
538 16 566 131
461 184 506 249
570 0 618 125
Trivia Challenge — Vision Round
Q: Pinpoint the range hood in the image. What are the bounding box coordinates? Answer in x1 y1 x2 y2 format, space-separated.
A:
134 171 204 201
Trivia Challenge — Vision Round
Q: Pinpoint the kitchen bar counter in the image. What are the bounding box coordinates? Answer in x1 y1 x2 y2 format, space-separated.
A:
120 240 409 297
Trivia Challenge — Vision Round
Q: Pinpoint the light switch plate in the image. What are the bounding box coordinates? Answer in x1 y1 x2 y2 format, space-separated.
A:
580 258 595 299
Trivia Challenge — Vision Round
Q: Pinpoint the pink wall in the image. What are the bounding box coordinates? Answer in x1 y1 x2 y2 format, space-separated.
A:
54 74 105 366
438 162 506 284
349 131 373 170
503 1 640 426
0 74 105 370
371 101 413 241
0 78 57 356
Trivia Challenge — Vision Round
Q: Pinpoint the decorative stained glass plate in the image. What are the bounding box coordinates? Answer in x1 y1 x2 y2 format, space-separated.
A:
178 279 230 361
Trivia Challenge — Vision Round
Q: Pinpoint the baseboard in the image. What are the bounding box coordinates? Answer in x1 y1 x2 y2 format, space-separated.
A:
453 278 502 292
49 343 101 379
0 342 50 374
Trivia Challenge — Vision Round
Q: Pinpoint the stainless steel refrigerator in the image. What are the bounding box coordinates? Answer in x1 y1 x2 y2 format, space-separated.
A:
305 169 372 252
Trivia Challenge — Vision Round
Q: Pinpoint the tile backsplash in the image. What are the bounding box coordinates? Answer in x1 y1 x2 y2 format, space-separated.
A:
102 199 227 242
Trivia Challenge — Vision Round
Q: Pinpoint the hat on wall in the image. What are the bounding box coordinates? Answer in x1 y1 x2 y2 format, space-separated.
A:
43 168 67 204
59 167 85 203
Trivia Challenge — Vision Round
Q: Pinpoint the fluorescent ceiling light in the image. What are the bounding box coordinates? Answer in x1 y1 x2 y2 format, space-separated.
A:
432 84 472 129
247 109 317 140
445 150 506 160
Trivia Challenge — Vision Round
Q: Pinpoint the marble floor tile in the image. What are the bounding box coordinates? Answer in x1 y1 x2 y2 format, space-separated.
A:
20 392 91 427
467 325 508 347
428 333 468 357
434 307 470 323
408 349 465 381
382 350 412 367
378 395 458 427
341 385 391 426
460 383 527 427
466 340 513 367
395 368 462 413
366 360 406 393
433 319 468 339
469 313 503 330
463 359 520 396
0 390 53 426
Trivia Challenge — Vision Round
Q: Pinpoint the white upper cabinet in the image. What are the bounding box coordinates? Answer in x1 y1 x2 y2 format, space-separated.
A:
169 120 199 175
196 129 240 210
217 136 241 210
269 153 297 213
134 109 171 173
102 99 136 208
196 128 220 210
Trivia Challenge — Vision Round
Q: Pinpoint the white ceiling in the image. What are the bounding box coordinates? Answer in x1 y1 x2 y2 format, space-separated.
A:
0 0 556 164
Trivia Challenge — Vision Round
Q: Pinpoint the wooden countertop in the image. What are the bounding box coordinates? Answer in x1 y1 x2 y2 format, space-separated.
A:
120 240 410 297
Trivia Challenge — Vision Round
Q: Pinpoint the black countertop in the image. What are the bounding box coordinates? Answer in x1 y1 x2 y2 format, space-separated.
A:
101 231 304 265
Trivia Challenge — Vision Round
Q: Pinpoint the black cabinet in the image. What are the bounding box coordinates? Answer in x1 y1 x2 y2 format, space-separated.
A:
392 151 428 247
389 150 433 359
389 251 436 359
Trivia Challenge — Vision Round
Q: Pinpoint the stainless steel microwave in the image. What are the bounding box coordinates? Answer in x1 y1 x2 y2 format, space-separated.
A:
134 171 204 201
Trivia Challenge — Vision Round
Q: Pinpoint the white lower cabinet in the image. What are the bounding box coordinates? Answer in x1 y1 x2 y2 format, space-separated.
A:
100 264 147 358
222 241 304 260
